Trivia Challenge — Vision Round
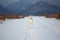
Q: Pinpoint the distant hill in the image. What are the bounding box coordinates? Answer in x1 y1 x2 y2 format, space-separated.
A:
6 0 32 15
27 1 60 16
5 1 60 16
0 5 10 15
0 5 6 15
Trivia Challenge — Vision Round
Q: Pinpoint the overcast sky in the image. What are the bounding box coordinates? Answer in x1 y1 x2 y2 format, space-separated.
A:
0 0 60 7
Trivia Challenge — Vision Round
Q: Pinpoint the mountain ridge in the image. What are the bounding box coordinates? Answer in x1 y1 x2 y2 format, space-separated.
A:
26 1 60 16
1 1 60 16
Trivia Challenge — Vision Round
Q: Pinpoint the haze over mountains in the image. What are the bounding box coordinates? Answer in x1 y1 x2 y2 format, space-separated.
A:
0 1 60 16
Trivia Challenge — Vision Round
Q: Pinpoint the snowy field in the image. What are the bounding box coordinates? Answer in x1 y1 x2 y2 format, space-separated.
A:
0 16 60 40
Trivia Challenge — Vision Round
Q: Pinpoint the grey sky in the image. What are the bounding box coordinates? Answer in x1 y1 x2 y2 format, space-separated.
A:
0 0 60 7
0 0 19 6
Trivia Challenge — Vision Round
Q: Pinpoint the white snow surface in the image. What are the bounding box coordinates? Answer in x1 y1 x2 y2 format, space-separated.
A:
0 16 60 40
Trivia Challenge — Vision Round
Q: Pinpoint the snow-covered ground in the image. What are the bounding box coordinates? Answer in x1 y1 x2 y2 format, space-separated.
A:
0 16 60 40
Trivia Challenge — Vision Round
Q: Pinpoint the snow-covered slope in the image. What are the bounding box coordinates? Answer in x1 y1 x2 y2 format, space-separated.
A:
0 16 60 40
